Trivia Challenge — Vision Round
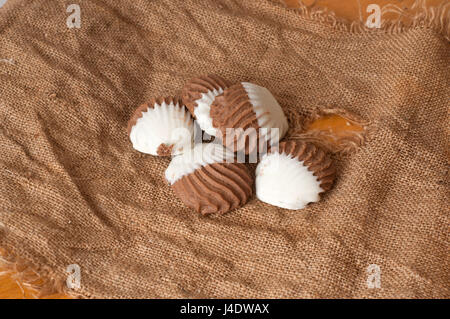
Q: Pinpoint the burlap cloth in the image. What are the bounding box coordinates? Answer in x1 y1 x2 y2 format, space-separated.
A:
0 0 449 298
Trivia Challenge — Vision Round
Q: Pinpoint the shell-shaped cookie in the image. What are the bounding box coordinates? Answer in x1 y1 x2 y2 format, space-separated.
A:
181 74 231 136
127 97 194 156
210 82 289 154
256 141 335 210
165 143 253 215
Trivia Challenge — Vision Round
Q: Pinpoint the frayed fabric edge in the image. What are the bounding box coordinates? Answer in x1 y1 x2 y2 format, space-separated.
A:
288 107 375 156
0 243 84 299
281 0 449 155
285 0 450 41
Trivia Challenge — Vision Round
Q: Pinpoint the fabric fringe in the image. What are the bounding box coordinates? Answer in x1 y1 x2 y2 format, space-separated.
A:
288 0 450 41
287 107 374 156
0 246 79 298
284 0 448 155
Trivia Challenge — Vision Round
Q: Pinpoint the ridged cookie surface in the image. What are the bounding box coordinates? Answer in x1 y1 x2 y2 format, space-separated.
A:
166 143 253 215
182 74 230 136
256 141 335 210
128 97 194 156
210 82 289 154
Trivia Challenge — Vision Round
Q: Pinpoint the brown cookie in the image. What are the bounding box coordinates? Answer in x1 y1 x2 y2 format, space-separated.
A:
276 141 335 191
127 96 194 156
165 143 253 215
210 82 289 155
256 140 335 210
181 74 231 136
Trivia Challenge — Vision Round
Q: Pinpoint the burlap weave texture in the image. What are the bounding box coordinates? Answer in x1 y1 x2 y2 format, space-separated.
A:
0 0 448 298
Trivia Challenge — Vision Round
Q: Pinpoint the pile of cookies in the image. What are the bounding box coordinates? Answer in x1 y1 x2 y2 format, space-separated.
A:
127 75 335 215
